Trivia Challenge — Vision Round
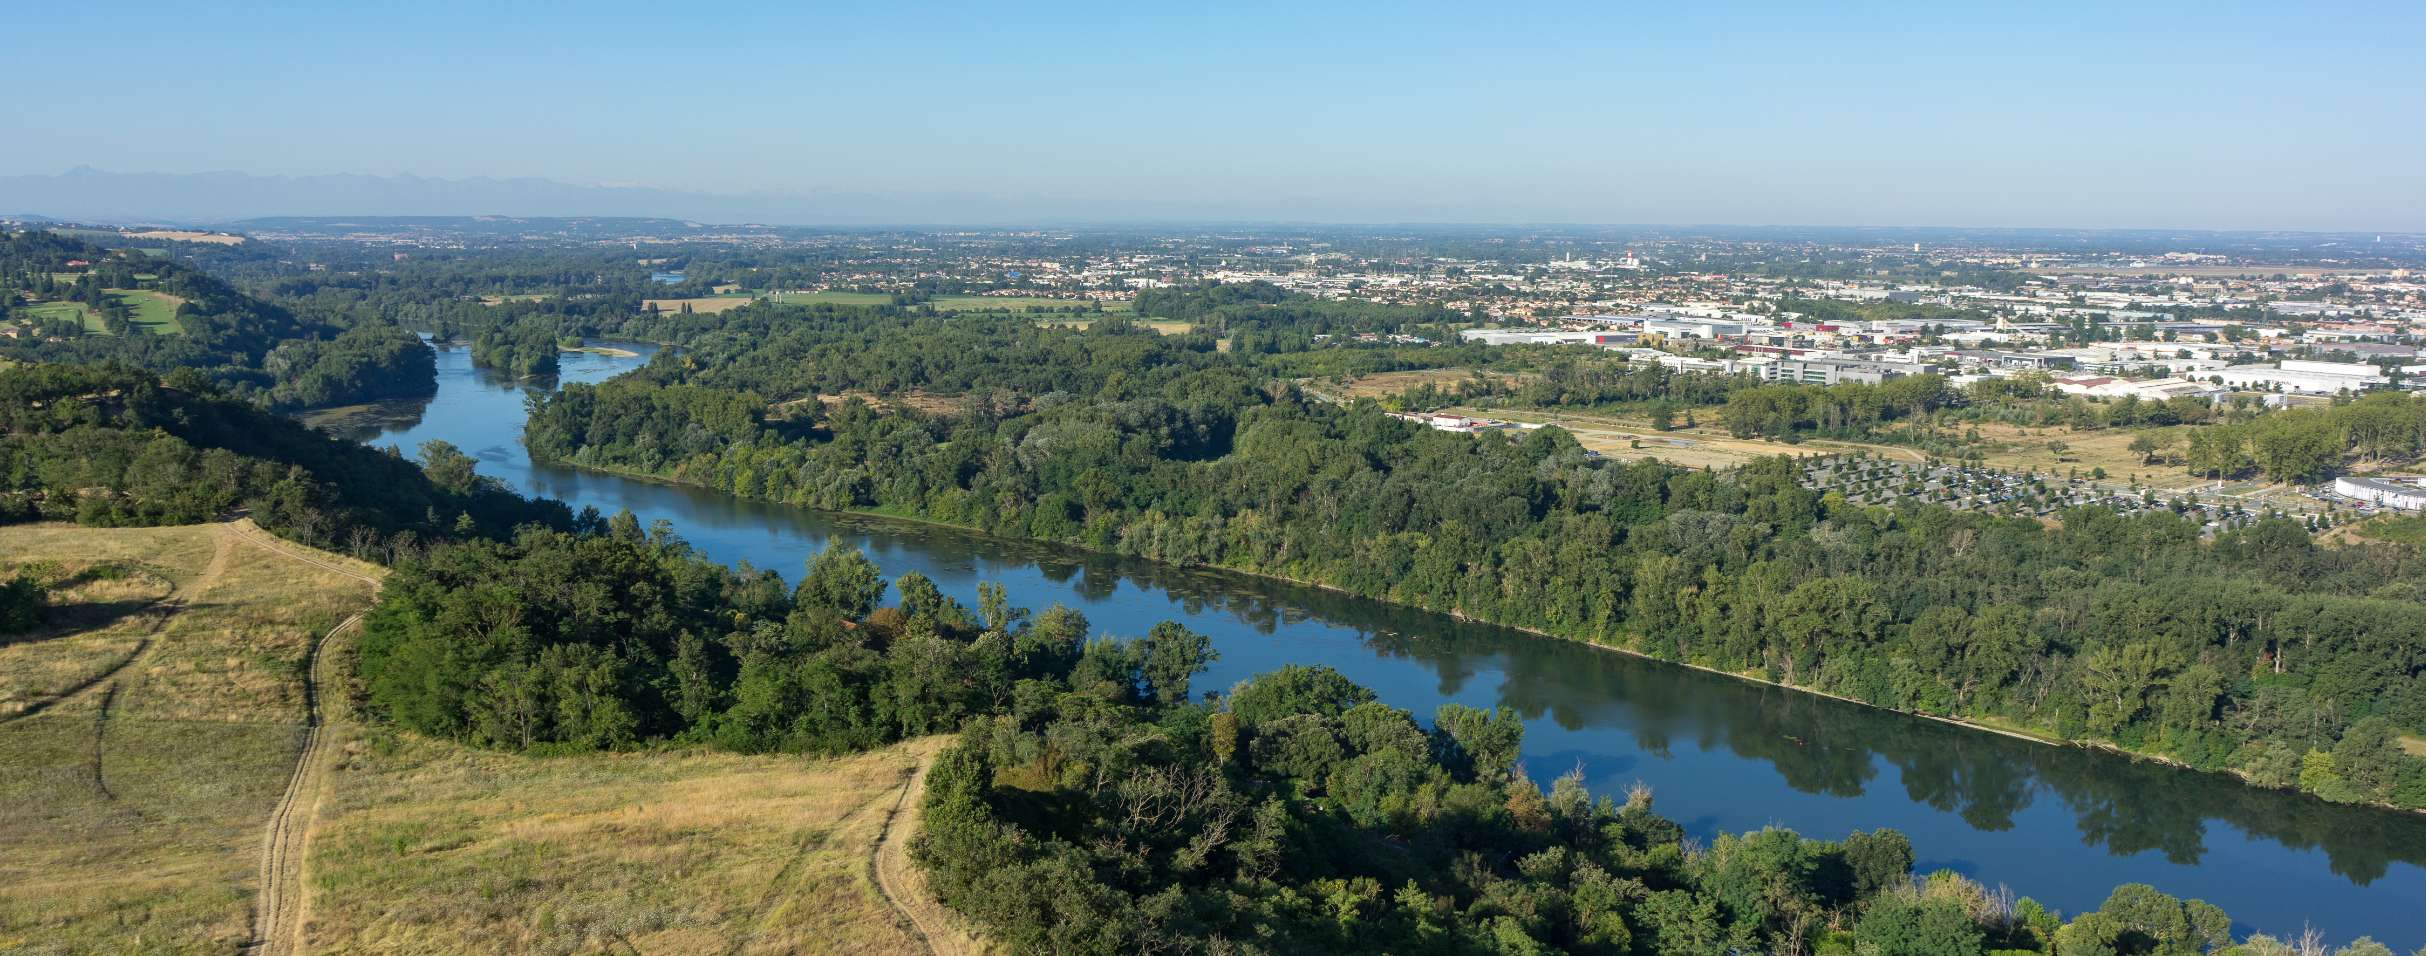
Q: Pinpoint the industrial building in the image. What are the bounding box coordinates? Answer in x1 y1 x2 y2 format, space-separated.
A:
1757 356 1907 386
2333 476 2426 511
2213 361 2388 394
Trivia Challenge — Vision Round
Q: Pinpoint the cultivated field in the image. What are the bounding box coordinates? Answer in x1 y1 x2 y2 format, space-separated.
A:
122 229 247 246
0 522 377 953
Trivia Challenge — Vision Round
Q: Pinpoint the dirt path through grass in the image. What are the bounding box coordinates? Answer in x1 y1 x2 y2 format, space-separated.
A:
871 740 986 956
226 520 381 956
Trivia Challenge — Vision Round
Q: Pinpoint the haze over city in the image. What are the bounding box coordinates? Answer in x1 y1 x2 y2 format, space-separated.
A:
7 1 2424 229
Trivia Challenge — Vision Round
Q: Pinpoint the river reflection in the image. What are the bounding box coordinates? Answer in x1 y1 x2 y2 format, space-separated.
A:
318 343 2426 946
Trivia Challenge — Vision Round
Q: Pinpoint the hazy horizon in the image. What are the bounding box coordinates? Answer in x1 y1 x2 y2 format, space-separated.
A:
9 2 2423 231
13 167 2426 237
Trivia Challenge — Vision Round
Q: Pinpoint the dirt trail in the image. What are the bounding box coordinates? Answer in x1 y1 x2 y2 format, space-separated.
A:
228 521 380 956
192 521 234 593
870 743 985 956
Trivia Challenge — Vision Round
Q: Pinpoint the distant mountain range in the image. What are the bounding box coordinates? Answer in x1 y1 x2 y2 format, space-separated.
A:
0 167 1088 227
7 168 2423 240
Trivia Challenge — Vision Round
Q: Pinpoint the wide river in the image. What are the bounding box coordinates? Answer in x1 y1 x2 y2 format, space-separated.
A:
324 343 2423 946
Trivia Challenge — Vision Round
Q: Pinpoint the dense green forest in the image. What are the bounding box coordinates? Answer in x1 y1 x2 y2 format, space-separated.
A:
347 518 2408 954
920 663 2363 955
0 231 435 408
257 324 437 408
519 295 2426 812
2179 393 2426 483
1135 280 1465 353
467 322 562 377
0 362 574 556
356 525 1094 753
259 268 648 378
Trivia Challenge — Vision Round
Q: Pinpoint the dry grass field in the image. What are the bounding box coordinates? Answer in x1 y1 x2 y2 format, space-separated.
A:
1323 367 1508 400
641 294 759 314
0 526 192 718
1443 406 1909 471
806 390 967 417
0 522 376 954
122 230 246 246
1950 422 2344 514
1951 421 2196 487
769 291 893 307
0 522 988 955
1036 317 1195 337
1457 411 2337 515
302 728 976 955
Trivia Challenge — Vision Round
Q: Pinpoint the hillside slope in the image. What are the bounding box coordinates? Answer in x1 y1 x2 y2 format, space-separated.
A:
0 230 433 408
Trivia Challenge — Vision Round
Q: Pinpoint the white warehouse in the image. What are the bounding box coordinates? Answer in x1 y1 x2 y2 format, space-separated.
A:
2214 362 2387 395
2334 476 2426 511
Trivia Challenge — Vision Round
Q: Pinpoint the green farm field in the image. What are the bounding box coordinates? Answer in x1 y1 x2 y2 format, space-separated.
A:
17 289 185 335
767 290 892 306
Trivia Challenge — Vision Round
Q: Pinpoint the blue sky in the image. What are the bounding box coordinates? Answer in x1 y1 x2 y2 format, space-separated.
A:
7 1 2422 229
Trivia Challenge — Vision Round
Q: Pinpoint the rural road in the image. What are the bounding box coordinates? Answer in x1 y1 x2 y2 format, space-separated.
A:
227 520 381 956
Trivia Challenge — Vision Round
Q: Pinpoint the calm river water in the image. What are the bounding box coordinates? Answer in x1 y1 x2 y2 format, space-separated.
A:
321 343 2424 946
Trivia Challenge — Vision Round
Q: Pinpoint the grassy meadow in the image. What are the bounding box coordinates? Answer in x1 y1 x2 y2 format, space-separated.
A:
302 725 967 955
0 522 983 955
767 290 892 307
0 523 376 953
16 289 185 336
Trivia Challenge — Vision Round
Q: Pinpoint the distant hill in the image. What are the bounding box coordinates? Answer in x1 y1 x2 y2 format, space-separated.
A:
0 362 569 542
0 230 432 408
229 214 794 242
